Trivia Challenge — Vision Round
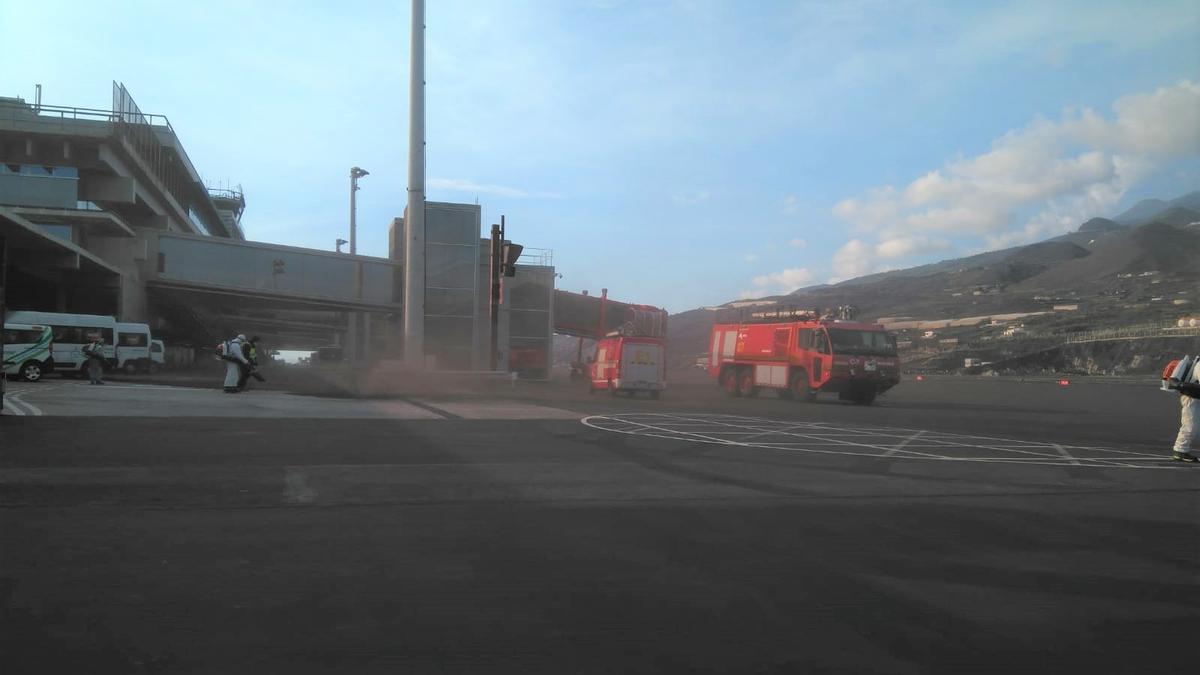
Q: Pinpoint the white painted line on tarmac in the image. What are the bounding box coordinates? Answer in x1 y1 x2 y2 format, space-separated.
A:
884 430 926 457
14 393 42 416
1051 443 1082 466
3 392 41 416
658 412 922 455
581 413 1183 471
2 394 26 415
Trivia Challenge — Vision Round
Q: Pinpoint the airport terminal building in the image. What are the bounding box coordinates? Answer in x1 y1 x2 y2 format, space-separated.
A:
0 83 553 372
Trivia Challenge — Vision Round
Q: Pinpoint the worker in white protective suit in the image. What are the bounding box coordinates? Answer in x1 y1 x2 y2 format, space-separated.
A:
1164 355 1200 463
222 334 249 394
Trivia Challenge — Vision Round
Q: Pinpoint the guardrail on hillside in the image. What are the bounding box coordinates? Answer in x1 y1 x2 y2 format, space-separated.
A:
1062 323 1200 344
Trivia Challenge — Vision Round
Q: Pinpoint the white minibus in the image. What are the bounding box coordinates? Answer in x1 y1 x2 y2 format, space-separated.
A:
3 322 54 381
115 322 153 373
5 311 117 377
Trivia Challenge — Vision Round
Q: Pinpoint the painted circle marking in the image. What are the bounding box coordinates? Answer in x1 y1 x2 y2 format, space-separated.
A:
582 413 1176 470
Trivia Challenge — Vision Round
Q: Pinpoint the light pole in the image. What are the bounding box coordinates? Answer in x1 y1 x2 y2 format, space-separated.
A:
404 0 427 367
336 238 348 253
348 167 368 362
349 167 369 255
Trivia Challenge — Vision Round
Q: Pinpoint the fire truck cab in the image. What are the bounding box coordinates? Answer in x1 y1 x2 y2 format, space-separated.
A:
708 309 899 405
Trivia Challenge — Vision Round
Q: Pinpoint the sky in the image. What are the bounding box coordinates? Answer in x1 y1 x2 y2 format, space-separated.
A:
2 0 1198 311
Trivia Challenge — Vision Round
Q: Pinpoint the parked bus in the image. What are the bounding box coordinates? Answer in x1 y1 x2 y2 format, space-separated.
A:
115 322 153 373
4 311 117 378
3 323 54 381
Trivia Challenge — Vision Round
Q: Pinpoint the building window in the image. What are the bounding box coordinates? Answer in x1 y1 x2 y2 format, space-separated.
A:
35 223 73 242
118 332 148 347
5 165 79 178
187 207 212 236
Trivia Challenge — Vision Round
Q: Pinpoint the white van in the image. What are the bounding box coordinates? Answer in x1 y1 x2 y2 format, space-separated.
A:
3 323 54 381
150 339 165 373
5 311 117 377
115 322 153 373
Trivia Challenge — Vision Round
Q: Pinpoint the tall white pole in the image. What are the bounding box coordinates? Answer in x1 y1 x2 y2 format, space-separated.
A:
404 0 426 366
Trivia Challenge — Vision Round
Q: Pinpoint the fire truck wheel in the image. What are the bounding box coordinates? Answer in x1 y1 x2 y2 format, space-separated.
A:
738 371 758 398
854 389 877 406
791 370 816 403
722 369 741 397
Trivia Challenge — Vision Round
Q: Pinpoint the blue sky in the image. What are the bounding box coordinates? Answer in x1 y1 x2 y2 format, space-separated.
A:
2 0 1198 311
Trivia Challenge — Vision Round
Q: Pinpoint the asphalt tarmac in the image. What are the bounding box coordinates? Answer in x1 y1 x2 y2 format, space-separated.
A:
1 373 1197 673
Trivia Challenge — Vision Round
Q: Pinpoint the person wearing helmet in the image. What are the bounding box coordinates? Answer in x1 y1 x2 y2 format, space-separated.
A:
238 336 264 390
222 334 249 394
1164 356 1200 462
83 334 106 385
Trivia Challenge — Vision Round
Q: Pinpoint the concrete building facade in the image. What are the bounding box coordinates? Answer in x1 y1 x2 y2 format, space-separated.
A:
0 83 242 325
3 84 554 373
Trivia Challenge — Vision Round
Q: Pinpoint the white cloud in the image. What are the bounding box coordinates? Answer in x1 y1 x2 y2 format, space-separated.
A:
428 178 559 199
781 195 801 215
672 190 710 205
743 253 758 263
1063 82 1200 158
829 80 1200 279
788 237 807 248
831 239 874 280
873 236 952 260
746 267 815 297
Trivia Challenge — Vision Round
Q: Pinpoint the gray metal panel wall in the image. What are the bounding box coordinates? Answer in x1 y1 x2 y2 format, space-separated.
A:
423 202 480 369
502 264 555 377
0 174 78 209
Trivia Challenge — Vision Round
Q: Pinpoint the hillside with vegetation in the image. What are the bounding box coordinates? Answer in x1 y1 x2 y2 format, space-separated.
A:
665 192 1200 374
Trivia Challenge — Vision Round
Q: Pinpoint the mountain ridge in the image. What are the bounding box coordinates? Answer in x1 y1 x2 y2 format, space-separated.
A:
665 191 1200 368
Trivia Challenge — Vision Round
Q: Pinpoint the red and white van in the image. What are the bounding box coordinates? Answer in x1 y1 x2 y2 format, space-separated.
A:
589 335 666 398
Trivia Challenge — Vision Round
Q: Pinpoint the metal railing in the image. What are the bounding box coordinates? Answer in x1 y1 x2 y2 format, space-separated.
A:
1 93 191 223
1062 323 1200 344
206 185 245 206
520 247 554 267
0 99 174 132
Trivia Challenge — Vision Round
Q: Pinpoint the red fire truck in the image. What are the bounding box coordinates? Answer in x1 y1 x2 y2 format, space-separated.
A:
707 309 899 405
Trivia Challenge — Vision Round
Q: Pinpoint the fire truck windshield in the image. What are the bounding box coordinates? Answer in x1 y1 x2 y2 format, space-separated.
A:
827 328 897 356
